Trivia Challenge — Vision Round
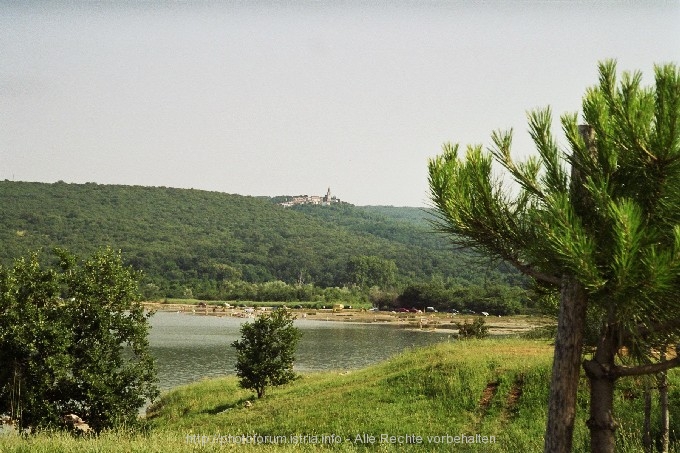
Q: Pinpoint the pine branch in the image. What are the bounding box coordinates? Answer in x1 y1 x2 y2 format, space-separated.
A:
623 318 680 344
512 261 561 286
612 356 680 378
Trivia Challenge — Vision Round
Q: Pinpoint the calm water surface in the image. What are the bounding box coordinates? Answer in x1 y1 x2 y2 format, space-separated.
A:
149 311 451 390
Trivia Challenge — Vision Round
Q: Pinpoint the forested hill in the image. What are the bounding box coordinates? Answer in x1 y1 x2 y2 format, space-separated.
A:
0 181 517 298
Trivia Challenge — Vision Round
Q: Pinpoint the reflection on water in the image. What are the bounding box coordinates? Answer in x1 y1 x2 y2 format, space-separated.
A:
149 311 451 390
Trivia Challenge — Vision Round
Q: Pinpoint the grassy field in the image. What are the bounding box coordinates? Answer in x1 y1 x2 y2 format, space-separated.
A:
1 339 678 452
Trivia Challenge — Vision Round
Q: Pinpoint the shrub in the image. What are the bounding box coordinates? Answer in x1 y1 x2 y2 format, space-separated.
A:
455 317 489 339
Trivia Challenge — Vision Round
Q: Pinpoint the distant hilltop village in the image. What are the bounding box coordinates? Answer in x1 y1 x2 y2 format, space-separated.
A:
279 188 342 207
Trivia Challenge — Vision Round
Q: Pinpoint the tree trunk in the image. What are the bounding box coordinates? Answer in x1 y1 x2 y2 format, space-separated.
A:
643 379 652 453
543 125 599 452
544 275 588 453
659 349 669 453
584 323 619 453
587 372 617 452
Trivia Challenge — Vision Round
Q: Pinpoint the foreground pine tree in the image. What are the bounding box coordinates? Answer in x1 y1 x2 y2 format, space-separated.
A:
428 60 680 453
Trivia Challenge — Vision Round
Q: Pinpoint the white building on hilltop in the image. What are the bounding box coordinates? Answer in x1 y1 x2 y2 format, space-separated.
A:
279 187 341 207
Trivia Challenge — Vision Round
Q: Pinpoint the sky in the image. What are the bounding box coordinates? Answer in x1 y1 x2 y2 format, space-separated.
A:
1 1 679 207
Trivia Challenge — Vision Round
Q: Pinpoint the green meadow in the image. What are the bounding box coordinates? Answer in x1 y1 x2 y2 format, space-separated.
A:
1 339 678 452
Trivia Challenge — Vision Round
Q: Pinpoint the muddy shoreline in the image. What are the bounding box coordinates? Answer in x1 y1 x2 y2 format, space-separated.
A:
142 302 553 336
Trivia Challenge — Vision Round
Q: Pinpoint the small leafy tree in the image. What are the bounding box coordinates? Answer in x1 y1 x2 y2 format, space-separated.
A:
232 309 302 398
0 248 158 432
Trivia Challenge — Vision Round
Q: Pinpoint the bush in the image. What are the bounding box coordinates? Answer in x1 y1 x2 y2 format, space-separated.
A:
455 318 489 339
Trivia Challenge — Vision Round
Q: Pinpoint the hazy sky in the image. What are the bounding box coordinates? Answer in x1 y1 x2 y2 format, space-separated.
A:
1 1 679 206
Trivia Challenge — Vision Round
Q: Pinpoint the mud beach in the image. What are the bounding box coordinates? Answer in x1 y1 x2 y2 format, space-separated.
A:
143 302 554 336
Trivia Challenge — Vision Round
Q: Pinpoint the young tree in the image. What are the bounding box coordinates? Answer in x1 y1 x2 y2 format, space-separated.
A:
428 61 680 453
0 248 158 432
232 309 302 398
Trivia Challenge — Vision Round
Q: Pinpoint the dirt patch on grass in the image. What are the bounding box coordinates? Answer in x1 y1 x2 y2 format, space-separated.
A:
478 381 500 418
503 374 524 422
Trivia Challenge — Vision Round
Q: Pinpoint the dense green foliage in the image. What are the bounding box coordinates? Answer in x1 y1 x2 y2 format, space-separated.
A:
396 279 528 315
0 248 158 432
0 181 525 305
232 309 301 399
345 255 397 289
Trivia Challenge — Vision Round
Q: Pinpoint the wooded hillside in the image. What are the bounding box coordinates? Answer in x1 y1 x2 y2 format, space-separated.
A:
0 181 521 300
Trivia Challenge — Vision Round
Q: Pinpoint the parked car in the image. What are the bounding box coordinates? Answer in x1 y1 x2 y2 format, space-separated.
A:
396 308 410 313
425 307 437 312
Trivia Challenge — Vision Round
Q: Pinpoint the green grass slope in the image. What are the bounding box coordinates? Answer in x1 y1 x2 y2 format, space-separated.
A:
145 339 556 452
3 339 676 452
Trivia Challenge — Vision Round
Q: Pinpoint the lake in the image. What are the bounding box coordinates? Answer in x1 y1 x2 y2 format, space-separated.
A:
149 311 452 390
